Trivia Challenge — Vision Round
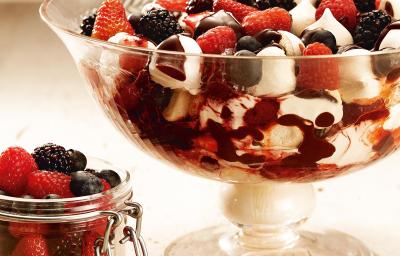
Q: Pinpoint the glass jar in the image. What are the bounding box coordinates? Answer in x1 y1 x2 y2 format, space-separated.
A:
0 158 146 256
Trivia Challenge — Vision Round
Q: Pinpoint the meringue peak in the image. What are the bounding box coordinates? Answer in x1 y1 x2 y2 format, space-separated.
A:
305 8 353 46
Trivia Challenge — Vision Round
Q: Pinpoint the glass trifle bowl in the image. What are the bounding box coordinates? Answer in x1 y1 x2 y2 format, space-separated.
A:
40 0 400 255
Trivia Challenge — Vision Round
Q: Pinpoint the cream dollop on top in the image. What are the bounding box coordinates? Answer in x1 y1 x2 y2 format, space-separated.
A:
378 29 400 50
278 30 305 56
290 0 316 37
305 8 353 46
249 46 296 97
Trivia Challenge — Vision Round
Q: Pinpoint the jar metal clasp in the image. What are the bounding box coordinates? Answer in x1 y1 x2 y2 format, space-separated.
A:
96 201 147 256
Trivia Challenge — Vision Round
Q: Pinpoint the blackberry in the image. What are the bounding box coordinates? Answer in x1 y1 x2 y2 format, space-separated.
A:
136 9 183 44
80 12 97 36
256 0 297 11
354 0 375 13
32 143 73 174
354 10 392 50
186 0 213 14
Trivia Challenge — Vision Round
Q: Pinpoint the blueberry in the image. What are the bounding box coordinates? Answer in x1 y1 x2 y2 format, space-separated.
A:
96 170 121 188
70 171 104 197
68 149 87 171
128 10 142 30
227 50 262 88
237 36 263 53
43 194 60 199
302 29 337 53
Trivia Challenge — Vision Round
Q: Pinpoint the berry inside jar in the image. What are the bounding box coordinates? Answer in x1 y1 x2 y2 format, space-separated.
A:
77 0 400 182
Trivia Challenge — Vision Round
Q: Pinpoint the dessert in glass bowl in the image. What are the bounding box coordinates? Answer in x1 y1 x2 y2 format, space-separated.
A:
40 0 400 254
0 143 146 256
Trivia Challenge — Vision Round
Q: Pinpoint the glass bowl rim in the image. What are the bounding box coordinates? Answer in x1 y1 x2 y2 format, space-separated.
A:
39 0 400 60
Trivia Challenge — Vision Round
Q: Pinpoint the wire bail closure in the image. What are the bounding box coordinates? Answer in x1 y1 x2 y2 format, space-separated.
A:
95 201 147 256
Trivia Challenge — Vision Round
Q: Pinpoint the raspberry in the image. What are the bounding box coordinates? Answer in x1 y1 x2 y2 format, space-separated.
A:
136 9 184 44
91 0 134 41
0 147 38 196
303 42 333 55
213 0 258 22
32 143 73 174
316 0 358 31
242 7 292 36
80 12 97 36
11 235 49 256
26 171 73 199
156 0 187 11
296 43 339 90
354 10 392 50
186 0 213 14
196 26 237 54
100 179 111 191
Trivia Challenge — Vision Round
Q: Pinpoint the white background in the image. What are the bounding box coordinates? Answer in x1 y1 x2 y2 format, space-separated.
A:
0 2 400 255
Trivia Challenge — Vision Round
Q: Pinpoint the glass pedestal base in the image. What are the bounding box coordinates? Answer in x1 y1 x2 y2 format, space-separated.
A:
165 226 377 256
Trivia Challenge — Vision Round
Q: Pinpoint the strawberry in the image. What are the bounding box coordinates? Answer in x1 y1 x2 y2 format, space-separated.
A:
92 0 134 41
52 232 83 256
296 42 339 90
26 171 73 199
11 235 49 256
213 0 257 22
316 0 357 31
183 11 213 32
242 7 292 36
0 147 38 196
8 223 50 238
81 231 106 256
156 0 187 11
196 26 237 54
100 179 111 192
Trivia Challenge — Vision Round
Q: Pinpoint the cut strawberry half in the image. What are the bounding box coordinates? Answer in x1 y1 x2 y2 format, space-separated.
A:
92 0 134 41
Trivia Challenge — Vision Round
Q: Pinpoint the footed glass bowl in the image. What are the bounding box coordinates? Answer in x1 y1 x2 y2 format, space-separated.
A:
40 0 400 255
